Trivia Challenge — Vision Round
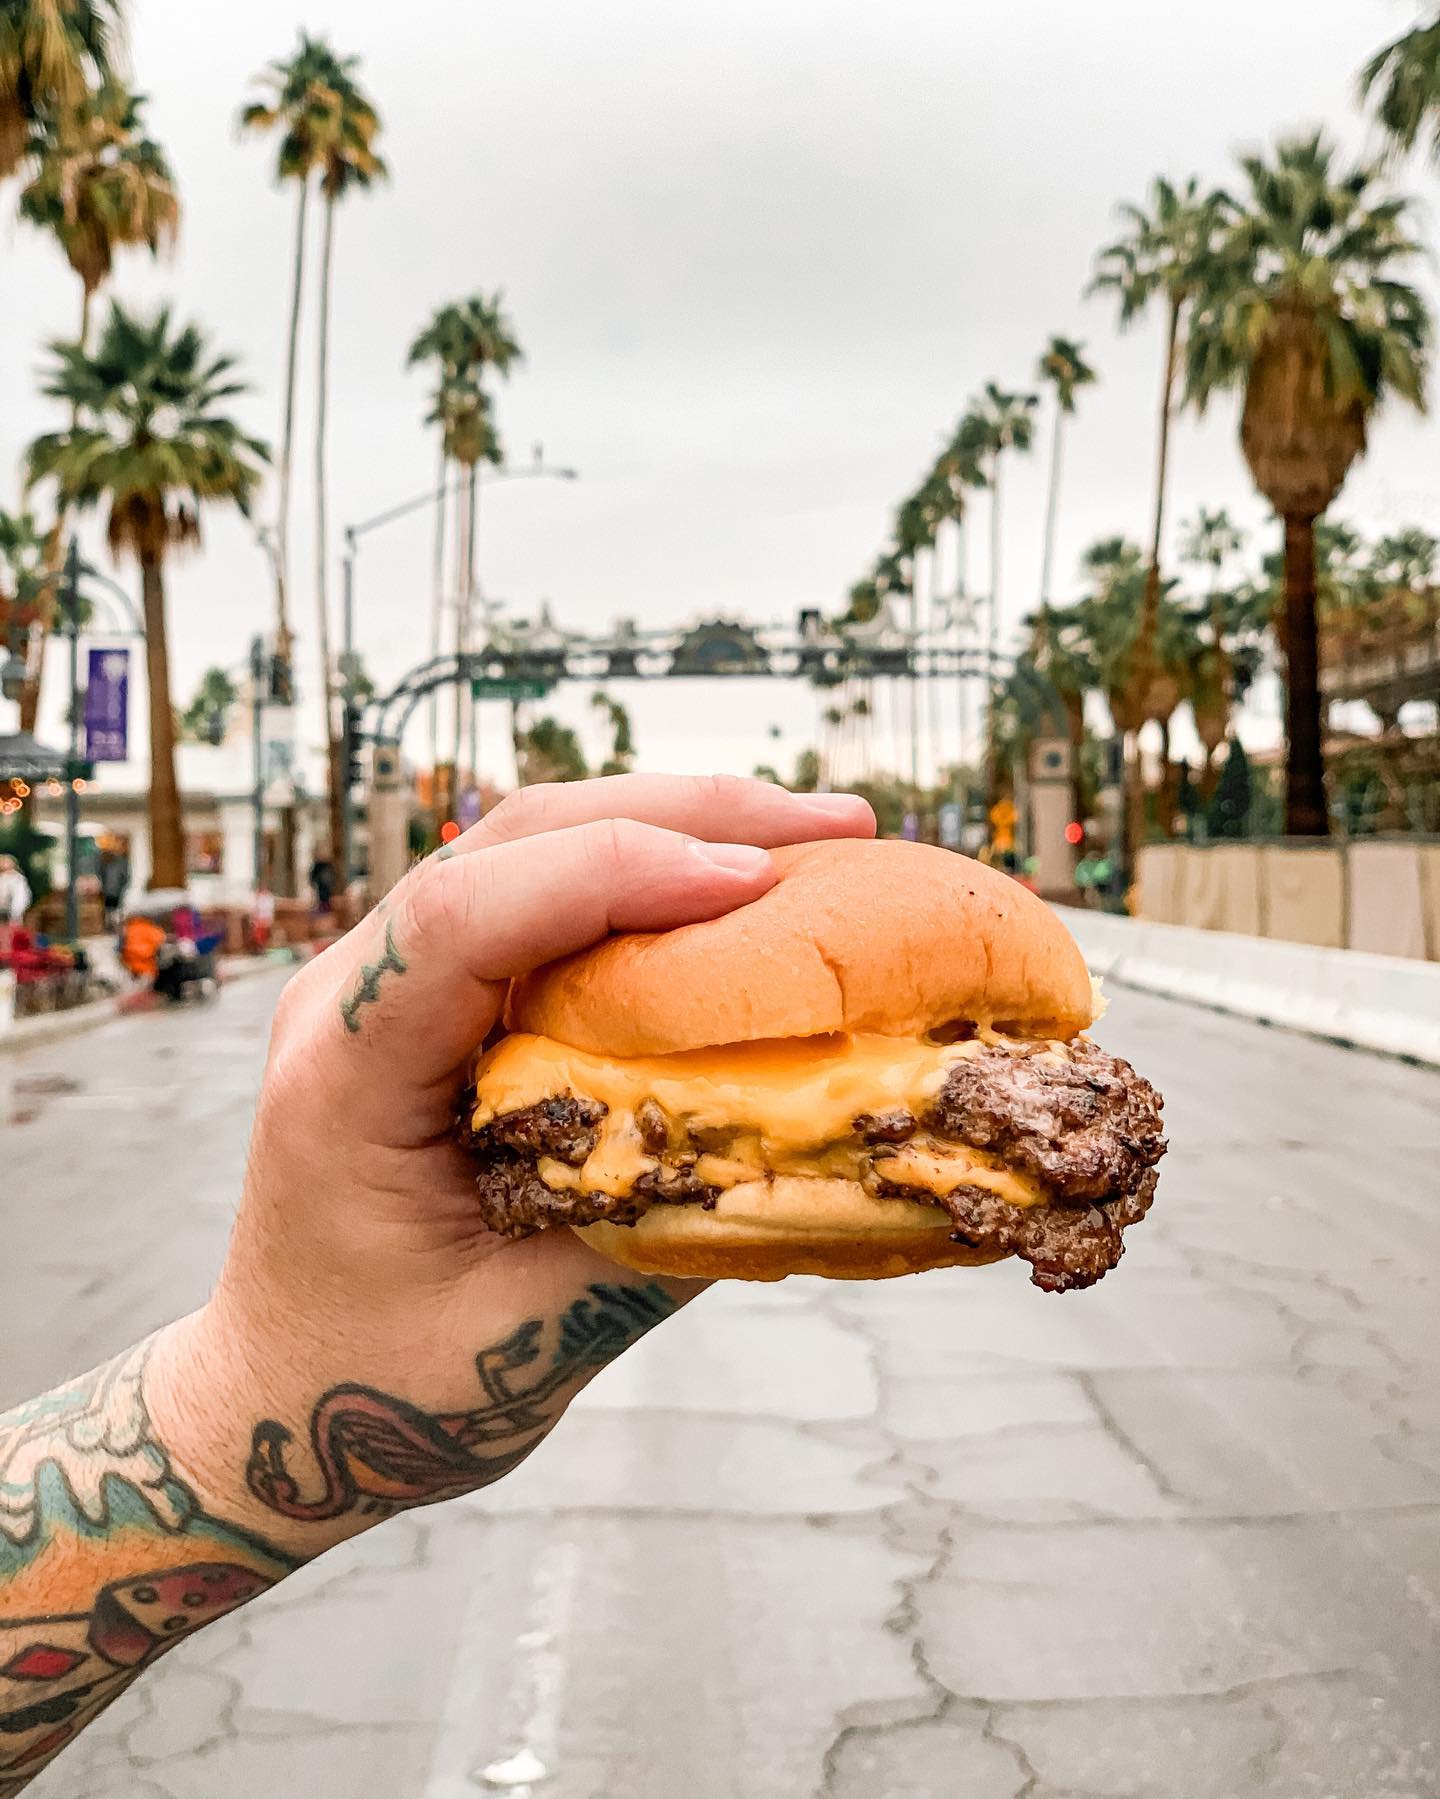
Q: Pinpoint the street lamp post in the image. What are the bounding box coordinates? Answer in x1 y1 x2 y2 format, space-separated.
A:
60 541 83 944
338 451 578 882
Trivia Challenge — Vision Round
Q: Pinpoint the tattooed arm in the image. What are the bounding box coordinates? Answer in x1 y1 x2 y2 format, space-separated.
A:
2 776 873 1792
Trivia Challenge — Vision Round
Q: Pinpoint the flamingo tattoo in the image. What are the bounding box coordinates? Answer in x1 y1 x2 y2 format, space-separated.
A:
245 1283 674 1523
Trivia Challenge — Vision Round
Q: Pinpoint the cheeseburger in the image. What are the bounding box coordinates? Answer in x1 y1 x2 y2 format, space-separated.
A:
461 839 1166 1292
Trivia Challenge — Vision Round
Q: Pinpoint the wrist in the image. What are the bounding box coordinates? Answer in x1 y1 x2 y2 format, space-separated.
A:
143 1302 369 1565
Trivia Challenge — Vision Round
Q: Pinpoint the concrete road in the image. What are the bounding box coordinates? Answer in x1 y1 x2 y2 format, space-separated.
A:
3 968 1437 1799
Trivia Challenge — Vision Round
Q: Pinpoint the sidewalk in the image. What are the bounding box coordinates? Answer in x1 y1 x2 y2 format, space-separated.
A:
1061 904 1440 1066
0 949 294 1055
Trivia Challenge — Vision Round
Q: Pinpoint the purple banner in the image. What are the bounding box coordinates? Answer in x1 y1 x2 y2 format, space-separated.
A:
84 647 130 762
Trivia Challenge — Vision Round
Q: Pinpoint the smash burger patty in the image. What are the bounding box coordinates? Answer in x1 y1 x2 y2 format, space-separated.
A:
459 838 1169 1290
462 1033 1165 1293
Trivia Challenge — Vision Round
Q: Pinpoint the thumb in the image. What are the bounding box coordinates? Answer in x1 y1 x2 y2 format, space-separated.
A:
318 820 776 1126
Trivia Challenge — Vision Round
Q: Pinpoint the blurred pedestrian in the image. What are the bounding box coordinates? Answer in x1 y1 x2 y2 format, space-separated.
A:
309 854 337 917
0 853 32 926
98 850 130 930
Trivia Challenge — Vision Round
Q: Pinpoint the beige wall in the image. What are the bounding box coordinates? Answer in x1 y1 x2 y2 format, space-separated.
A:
1133 839 1439 963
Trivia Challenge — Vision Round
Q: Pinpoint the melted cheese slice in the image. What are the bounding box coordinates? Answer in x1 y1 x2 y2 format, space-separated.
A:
472 1030 1063 1209
472 1031 979 1155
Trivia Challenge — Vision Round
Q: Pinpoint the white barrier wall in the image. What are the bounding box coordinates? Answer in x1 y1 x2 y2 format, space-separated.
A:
1060 906 1440 1067
1134 840 1440 963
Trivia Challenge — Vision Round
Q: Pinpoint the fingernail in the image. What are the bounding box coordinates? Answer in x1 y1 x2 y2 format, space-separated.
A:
692 841 773 875
801 792 870 813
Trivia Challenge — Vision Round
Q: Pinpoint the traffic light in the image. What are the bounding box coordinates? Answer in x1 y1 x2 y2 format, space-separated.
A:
439 820 461 845
1064 821 1084 846
343 704 363 789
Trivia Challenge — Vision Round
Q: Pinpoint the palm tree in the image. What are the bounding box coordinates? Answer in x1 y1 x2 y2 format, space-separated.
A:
1178 507 1245 785
14 79 178 740
239 34 359 689
0 0 119 178
1027 601 1096 827
1185 132 1430 835
26 304 268 887
408 293 521 799
515 715 587 786
591 690 635 775
1073 537 1189 847
1360 16 1440 166
969 382 1038 665
20 81 178 347
1090 175 1232 800
309 64 384 866
1035 336 1097 606
0 509 56 672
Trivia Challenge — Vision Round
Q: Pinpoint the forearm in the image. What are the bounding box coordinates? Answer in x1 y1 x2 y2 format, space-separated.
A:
0 1270 684 1792
0 1327 295 1794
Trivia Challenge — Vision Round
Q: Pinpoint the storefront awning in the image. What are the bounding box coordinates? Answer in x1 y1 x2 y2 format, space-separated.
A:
0 732 66 779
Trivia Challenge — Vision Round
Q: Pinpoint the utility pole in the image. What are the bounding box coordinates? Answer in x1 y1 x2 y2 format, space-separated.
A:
340 542 356 885
250 635 266 893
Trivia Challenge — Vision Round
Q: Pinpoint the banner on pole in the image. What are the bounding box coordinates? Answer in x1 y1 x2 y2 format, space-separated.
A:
83 648 129 762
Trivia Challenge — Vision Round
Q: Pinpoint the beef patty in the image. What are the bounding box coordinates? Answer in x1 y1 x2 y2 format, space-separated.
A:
460 1038 1166 1293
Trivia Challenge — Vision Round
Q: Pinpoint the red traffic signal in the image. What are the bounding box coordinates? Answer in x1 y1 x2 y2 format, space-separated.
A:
1064 821 1084 846
439 820 461 844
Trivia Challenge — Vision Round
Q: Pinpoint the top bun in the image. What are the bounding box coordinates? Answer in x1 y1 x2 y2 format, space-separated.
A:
508 838 1095 1057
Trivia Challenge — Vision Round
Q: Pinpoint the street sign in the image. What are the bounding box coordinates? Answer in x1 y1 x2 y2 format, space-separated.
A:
472 678 550 701
83 648 129 761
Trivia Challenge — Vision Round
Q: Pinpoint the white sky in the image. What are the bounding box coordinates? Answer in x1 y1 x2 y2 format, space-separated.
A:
2 0 1435 784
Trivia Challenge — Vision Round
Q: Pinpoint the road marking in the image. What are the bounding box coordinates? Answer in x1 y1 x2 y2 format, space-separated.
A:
421 1523 578 1798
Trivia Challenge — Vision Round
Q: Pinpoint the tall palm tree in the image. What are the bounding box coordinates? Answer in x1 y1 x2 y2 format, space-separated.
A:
407 292 521 797
26 304 268 887
1090 175 1231 798
239 34 358 690
969 382 1038 664
309 65 384 864
1360 15 1440 166
1035 336 1097 606
0 0 119 178
1185 132 1430 834
14 79 178 740
1179 507 1246 792
20 81 178 347
968 383 1037 802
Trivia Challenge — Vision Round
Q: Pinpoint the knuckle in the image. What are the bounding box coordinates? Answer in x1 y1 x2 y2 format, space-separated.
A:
581 814 651 871
691 771 751 810
487 783 558 835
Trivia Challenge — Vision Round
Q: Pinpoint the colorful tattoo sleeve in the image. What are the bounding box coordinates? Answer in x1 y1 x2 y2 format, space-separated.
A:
0 1281 674 1792
0 1340 292 1793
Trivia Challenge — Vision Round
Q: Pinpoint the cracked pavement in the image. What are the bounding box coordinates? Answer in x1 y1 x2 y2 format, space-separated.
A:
3 967 1437 1797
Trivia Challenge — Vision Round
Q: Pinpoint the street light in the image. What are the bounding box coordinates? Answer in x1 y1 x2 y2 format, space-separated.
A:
338 450 580 881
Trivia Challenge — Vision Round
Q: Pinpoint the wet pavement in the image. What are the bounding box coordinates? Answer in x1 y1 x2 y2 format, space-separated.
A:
3 967 1438 1798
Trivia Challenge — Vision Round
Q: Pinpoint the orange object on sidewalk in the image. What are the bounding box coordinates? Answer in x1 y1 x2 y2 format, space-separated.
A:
120 916 165 979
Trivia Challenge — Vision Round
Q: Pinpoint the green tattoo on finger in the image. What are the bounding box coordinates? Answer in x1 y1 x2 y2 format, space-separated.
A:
339 924 408 1035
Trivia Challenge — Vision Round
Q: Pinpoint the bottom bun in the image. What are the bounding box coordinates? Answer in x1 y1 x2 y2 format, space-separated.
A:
572 1176 1008 1283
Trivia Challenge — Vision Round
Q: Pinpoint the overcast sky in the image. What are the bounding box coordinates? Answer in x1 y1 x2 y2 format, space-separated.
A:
2 0 1434 782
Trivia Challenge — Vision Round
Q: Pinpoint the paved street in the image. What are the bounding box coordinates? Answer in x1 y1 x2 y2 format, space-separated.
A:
3 967 1438 1799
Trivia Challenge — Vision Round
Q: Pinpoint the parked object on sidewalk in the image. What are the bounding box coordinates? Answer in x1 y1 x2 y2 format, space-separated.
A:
152 936 219 1004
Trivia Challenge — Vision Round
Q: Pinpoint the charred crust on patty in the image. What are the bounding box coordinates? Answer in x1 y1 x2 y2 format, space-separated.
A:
853 1108 918 1144
464 1093 607 1167
923 1038 1165 1205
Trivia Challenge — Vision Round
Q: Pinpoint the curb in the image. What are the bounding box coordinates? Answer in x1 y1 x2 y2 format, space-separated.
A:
0 954 293 1056
1059 906 1440 1068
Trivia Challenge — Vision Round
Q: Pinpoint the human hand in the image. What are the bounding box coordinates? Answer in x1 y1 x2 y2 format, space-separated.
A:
148 775 875 1556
